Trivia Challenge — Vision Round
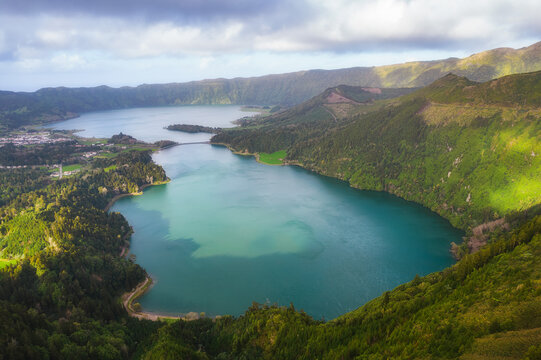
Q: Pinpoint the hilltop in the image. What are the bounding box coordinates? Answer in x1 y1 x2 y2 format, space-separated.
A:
1 41 541 130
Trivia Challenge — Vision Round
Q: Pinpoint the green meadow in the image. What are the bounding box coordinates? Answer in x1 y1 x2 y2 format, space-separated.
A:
259 150 287 165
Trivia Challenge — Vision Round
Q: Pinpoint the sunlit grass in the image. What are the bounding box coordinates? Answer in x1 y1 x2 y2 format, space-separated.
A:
95 152 118 158
259 150 286 165
62 164 82 172
490 177 541 213
0 258 17 269
462 327 541 360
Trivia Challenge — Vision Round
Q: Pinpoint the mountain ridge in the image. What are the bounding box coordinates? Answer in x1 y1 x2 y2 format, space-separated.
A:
1 41 541 130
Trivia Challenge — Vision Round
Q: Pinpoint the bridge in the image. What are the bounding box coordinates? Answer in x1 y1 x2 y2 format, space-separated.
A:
177 141 211 146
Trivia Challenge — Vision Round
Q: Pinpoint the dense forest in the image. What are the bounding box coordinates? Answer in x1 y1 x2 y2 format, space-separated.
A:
166 124 221 134
1 42 540 130
0 144 167 358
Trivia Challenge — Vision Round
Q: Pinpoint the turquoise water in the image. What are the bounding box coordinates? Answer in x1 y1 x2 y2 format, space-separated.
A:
51 106 461 320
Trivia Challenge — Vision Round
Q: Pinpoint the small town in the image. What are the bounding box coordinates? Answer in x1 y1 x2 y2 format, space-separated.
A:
0 132 71 146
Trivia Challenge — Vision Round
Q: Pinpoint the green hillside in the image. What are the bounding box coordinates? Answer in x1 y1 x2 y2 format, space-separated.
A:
0 147 168 359
374 43 541 88
213 71 541 231
1 42 541 130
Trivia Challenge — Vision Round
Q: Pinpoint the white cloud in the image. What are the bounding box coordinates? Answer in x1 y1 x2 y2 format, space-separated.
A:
16 58 42 70
0 0 539 90
36 30 71 47
50 53 88 70
1 0 540 61
0 31 5 53
199 56 215 69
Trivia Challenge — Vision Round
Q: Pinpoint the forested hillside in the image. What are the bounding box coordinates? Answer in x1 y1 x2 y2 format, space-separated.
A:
1 42 541 130
0 146 167 358
213 71 541 231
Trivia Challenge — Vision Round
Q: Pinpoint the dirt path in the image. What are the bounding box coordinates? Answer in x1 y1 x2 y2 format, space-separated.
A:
119 243 128 257
122 277 181 321
123 277 150 318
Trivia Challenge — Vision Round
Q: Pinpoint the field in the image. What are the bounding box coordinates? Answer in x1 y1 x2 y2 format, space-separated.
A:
0 259 16 269
95 152 118 158
47 163 83 173
258 150 286 165
62 164 82 172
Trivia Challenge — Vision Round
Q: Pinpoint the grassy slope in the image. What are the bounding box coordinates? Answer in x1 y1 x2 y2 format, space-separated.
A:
374 43 541 88
61 164 82 172
296 73 541 228
0 211 49 257
258 150 287 165
212 86 399 156
0 259 16 269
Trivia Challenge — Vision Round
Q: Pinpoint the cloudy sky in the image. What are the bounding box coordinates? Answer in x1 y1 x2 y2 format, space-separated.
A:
1 0 540 91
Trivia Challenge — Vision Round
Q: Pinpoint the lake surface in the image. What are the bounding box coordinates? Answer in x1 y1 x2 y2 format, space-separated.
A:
51 106 462 320
47 105 244 143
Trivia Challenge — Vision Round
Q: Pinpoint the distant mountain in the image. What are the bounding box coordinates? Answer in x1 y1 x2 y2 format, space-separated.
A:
370 41 541 87
212 70 541 230
1 41 540 130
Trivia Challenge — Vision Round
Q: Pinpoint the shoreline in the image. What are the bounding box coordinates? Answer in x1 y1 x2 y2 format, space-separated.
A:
122 276 220 322
122 277 181 321
106 179 219 321
214 141 474 257
41 104 260 131
117 142 465 321
104 179 170 259
211 142 285 166
46 109 505 326
104 180 170 212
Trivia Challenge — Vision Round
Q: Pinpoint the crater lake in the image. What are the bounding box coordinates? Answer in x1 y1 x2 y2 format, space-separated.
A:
49 105 462 320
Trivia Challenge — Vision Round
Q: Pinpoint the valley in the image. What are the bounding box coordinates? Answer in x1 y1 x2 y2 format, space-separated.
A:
0 42 540 359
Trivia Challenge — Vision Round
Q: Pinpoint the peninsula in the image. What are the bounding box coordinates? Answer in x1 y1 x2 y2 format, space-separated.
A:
166 124 222 134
